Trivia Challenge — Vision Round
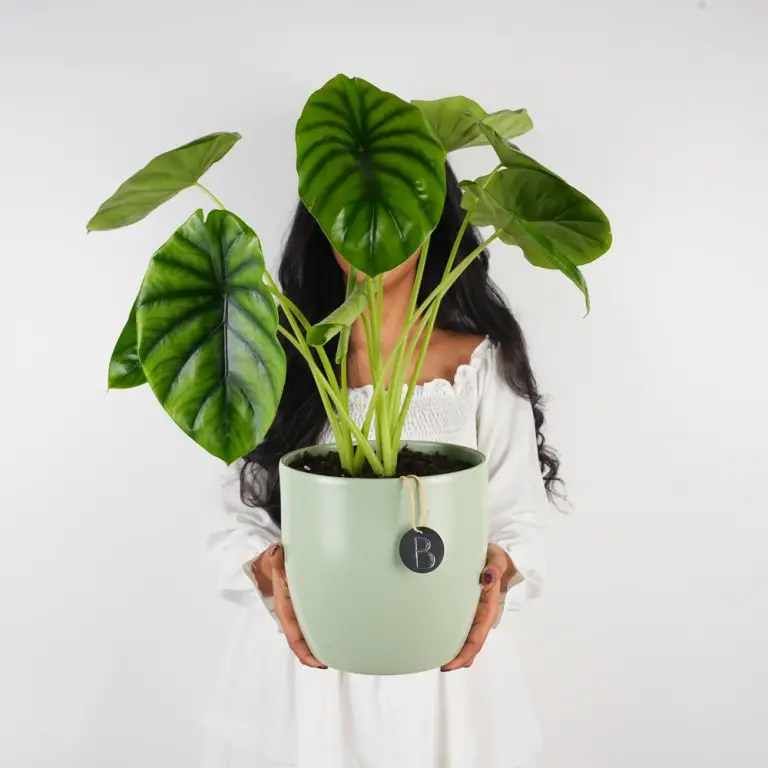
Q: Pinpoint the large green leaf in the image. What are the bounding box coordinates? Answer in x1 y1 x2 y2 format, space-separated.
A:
108 300 147 389
307 282 368 347
478 123 565 182
86 132 240 232
136 209 285 463
296 74 446 276
412 95 532 152
461 158 612 312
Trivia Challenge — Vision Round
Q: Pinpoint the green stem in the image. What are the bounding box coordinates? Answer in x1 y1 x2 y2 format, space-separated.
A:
351 310 431 472
386 217 469 455
414 230 502 326
278 327 379 473
266 286 310 330
196 182 226 209
371 274 396 475
337 268 358 462
266 271 354 469
391 225 501 445
364 277 386 469
392 305 438 443
277 326 346 454
387 238 430 425
265 275 341 398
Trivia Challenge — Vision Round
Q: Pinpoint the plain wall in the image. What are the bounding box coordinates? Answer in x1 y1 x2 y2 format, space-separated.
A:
1 0 766 765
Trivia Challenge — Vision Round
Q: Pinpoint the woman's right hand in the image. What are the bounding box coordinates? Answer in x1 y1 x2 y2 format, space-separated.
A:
250 545 327 669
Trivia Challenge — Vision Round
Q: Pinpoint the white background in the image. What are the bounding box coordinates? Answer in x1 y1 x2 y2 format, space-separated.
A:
1 0 766 765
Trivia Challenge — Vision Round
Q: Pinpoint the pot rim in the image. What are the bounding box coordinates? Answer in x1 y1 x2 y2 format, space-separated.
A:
279 440 486 486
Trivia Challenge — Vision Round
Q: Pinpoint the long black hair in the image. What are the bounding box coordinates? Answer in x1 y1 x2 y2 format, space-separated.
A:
241 164 562 525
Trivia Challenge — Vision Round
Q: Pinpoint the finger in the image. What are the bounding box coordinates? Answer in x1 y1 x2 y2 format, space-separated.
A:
274 598 326 668
442 587 500 671
272 568 327 669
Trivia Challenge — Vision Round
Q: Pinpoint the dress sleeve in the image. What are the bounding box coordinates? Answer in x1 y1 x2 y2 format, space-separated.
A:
476 343 551 614
205 462 281 618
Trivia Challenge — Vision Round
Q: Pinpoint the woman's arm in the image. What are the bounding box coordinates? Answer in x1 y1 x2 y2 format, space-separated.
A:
205 464 281 610
205 466 327 667
477 345 551 614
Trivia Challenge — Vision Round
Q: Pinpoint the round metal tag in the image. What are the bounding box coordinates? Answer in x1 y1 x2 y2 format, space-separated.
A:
399 527 445 574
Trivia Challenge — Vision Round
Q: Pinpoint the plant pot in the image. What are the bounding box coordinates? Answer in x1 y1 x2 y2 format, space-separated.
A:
279 441 488 675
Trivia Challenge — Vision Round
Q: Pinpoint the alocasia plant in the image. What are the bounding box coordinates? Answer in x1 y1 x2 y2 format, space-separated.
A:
88 74 612 472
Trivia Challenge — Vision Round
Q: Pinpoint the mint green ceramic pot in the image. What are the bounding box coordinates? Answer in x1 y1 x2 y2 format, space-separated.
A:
279 441 488 675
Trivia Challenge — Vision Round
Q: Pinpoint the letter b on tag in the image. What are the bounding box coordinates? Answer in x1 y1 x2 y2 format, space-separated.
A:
399 527 445 573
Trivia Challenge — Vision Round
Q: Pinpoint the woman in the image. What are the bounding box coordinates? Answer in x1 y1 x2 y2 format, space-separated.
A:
203 165 557 768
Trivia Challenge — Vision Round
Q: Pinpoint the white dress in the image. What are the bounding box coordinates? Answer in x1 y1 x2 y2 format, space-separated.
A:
203 339 550 768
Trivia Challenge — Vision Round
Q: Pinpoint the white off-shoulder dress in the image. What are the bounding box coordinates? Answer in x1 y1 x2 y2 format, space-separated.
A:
203 339 550 768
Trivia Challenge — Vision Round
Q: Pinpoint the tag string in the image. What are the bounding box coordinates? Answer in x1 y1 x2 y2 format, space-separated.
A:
400 474 429 533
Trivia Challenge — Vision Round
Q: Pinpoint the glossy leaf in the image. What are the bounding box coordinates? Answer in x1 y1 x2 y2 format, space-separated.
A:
108 300 147 389
478 123 564 182
136 209 285 463
412 95 532 152
87 132 241 232
461 158 612 312
307 282 368 347
296 74 446 276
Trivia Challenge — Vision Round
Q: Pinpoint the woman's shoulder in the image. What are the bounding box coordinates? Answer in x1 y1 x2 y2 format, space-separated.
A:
428 330 489 379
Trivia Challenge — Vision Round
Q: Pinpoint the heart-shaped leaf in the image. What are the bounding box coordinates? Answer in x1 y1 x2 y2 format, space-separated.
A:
478 123 565 182
461 154 612 312
136 209 285 463
87 132 240 232
307 282 368 347
108 300 147 389
412 95 533 152
296 74 446 276
467 175 591 310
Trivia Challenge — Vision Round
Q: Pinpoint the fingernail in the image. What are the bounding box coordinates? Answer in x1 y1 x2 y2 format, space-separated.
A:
268 544 280 557
483 570 494 585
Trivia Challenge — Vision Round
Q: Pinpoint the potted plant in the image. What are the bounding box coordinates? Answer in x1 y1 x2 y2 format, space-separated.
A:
88 74 611 675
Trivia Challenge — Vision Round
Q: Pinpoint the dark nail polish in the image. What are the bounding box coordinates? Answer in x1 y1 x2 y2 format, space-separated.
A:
483 570 494 585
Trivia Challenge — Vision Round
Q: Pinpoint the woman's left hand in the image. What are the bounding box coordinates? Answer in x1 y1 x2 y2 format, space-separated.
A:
441 544 519 672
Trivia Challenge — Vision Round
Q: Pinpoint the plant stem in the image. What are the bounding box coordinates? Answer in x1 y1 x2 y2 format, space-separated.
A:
370 274 397 475
364 277 387 470
277 327 380 473
265 274 341 398
277 326 346 452
391 223 500 447
196 182 226 209
337 268 358 462
265 270 355 469
385 217 469 457
386 238 430 426
414 230 502 326
266 286 310 330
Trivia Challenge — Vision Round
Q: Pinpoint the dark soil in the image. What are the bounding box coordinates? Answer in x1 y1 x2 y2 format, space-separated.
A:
290 447 473 478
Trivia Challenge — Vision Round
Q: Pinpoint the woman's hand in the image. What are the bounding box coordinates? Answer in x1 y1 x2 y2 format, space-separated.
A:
248 545 327 669
441 544 519 672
